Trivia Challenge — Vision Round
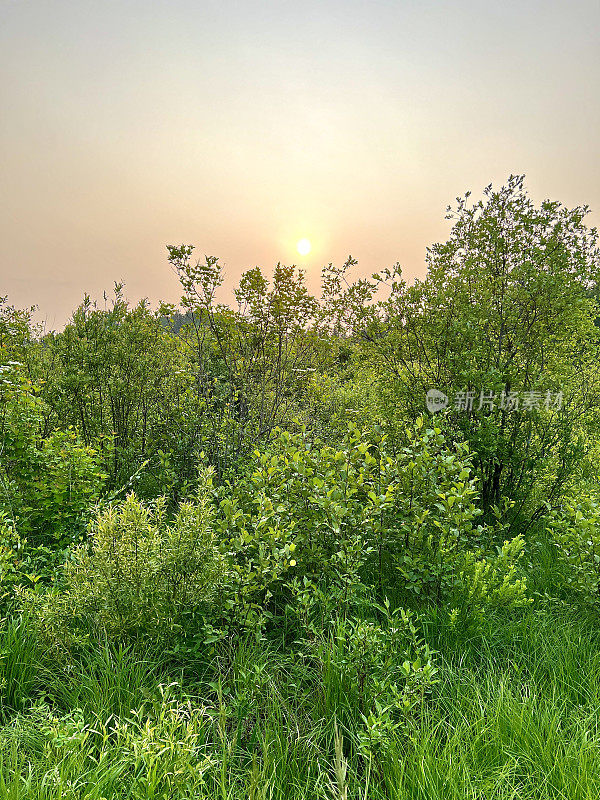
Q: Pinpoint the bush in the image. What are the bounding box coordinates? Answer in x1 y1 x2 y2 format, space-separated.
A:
219 420 529 620
0 515 23 606
0 364 104 548
547 489 600 603
452 534 530 622
25 472 229 646
299 602 438 762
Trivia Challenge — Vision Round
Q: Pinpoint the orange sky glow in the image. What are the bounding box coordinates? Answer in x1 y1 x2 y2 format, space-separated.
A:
1 0 599 328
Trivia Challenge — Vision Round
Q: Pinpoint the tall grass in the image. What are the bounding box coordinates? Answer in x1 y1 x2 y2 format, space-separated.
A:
2 605 600 798
0 615 43 721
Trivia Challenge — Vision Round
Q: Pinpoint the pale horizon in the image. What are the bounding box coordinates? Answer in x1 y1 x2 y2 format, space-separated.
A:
2 0 599 329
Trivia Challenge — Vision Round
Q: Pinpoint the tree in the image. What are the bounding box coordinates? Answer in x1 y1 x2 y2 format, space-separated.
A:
36 286 189 493
167 246 328 473
337 176 600 528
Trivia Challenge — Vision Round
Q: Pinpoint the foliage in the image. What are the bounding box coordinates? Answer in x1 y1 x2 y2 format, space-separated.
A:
0 363 104 548
217 419 528 626
26 475 229 645
0 296 37 367
2 176 600 796
330 176 600 525
36 287 192 494
168 246 329 473
301 602 438 762
453 534 530 622
2 607 600 798
547 487 600 603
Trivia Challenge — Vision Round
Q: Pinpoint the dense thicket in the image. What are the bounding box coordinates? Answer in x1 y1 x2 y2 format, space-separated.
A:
2 177 600 798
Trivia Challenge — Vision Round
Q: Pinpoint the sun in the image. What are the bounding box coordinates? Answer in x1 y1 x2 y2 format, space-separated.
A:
296 238 311 256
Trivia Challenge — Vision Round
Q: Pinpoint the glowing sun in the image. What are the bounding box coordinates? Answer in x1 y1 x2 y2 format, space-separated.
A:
296 238 311 256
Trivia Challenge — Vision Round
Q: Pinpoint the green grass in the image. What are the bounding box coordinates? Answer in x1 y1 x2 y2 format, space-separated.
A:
0 615 44 721
2 604 600 798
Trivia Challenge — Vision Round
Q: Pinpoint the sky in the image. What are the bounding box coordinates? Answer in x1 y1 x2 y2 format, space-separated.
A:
1 0 599 329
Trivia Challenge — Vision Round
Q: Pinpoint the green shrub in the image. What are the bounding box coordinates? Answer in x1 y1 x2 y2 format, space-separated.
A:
25 473 229 646
452 534 530 621
0 515 22 606
547 489 600 603
218 419 529 624
301 602 438 762
0 363 104 548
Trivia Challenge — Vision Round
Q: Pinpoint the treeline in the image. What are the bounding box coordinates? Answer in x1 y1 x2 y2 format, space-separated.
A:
2 175 600 796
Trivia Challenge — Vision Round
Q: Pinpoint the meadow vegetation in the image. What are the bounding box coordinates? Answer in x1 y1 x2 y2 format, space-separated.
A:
1 176 600 797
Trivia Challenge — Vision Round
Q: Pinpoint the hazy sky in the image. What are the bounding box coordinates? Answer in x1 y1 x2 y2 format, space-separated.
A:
1 0 599 328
